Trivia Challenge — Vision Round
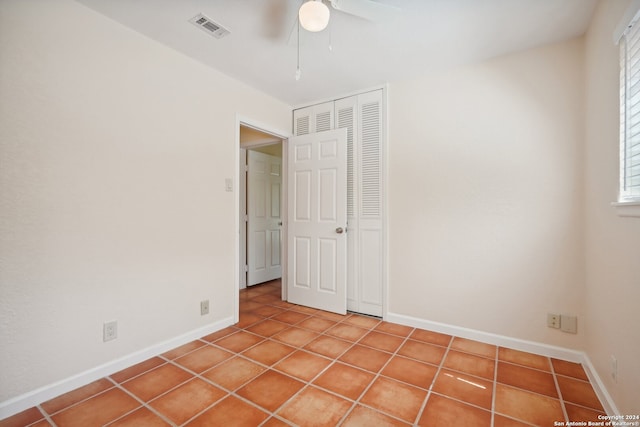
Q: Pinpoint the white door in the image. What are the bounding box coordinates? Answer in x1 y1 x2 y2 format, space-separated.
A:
247 150 282 286
287 129 348 314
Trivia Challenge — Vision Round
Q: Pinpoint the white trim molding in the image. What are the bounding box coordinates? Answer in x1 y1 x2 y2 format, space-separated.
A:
611 200 640 218
386 312 619 415
0 317 234 420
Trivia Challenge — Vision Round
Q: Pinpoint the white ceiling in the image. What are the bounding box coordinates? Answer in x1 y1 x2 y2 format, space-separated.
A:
75 0 598 106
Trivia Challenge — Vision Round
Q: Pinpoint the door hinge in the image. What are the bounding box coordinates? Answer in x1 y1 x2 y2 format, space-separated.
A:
244 265 249 272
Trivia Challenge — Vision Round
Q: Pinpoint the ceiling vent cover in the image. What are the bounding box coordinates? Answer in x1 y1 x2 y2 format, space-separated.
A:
189 13 230 39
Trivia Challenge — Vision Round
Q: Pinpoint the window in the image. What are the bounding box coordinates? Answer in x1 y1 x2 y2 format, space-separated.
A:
618 11 640 205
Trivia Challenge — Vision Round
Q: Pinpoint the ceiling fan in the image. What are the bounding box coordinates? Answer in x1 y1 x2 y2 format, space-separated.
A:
298 0 399 32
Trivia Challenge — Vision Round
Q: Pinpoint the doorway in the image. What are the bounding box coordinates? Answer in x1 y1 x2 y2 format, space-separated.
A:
236 121 289 322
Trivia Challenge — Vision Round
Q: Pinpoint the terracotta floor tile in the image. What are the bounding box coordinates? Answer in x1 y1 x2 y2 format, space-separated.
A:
344 314 381 329
498 347 551 371
494 383 564 426
51 388 139 427
497 361 558 398
242 340 295 366
552 358 589 381
262 417 291 427
304 335 352 358
271 310 310 325
273 350 331 381
418 394 491 426
109 357 165 384
297 316 337 332
339 344 391 373
444 350 495 380
107 407 170 426
236 312 264 328
410 329 452 347
556 375 604 411
360 377 427 423
0 407 44 427
326 323 369 342
5 280 608 427
252 304 286 317
381 356 437 389
185 395 269 427
565 402 607 422
202 356 266 391
359 331 404 353
251 294 281 304
313 362 376 400
214 331 263 353
375 322 414 337
493 414 535 427
246 319 291 337
450 337 496 358
272 326 319 347
397 340 446 365
200 326 239 343
314 310 348 322
237 370 305 412
239 301 263 312
41 378 113 414
290 305 320 315
161 340 205 360
278 386 352 426
149 378 226 425
432 369 493 409
121 363 192 402
342 405 410 427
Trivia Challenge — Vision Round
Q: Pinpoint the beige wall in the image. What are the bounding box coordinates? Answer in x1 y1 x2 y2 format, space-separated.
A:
584 0 640 414
0 0 290 403
388 38 586 348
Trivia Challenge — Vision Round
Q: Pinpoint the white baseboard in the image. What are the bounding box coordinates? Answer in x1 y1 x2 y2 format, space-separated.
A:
581 354 620 416
385 312 619 415
0 317 234 420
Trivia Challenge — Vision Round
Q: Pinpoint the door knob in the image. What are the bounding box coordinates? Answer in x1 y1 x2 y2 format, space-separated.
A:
335 227 344 234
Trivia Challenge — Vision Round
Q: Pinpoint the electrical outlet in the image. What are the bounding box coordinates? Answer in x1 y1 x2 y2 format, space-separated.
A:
547 313 560 329
103 321 117 342
200 300 210 316
611 355 618 383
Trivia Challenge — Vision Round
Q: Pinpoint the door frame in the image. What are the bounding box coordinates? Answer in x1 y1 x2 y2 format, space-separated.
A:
235 116 290 323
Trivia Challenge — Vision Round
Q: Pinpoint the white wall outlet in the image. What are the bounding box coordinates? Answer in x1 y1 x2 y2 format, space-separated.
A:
560 314 577 334
200 299 210 315
547 313 560 329
225 178 233 192
103 321 117 342
611 355 618 383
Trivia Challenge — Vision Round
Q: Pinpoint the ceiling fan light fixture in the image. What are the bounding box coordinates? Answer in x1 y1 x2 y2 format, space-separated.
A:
299 0 330 32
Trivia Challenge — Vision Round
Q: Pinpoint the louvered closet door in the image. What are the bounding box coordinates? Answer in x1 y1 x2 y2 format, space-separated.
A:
291 90 384 317
293 101 334 136
336 90 384 317
356 90 384 317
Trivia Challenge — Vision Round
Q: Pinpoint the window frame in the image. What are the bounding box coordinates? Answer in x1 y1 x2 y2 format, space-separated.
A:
614 6 640 217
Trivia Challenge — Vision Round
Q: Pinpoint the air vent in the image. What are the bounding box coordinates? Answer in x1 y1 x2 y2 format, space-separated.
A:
189 13 230 39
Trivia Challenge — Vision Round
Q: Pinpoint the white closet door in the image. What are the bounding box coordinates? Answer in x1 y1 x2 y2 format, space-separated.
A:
247 151 282 286
293 101 334 136
287 129 348 314
291 89 385 317
335 96 359 312
356 90 384 316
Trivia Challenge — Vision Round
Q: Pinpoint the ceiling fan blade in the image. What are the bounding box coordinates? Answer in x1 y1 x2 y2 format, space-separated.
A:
329 0 399 23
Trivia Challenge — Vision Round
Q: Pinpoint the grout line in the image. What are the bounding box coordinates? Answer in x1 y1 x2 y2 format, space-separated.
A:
490 345 499 427
550 357 571 423
414 333 454 424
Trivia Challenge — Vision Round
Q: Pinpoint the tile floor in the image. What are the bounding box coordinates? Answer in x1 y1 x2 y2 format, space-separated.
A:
1 280 606 427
